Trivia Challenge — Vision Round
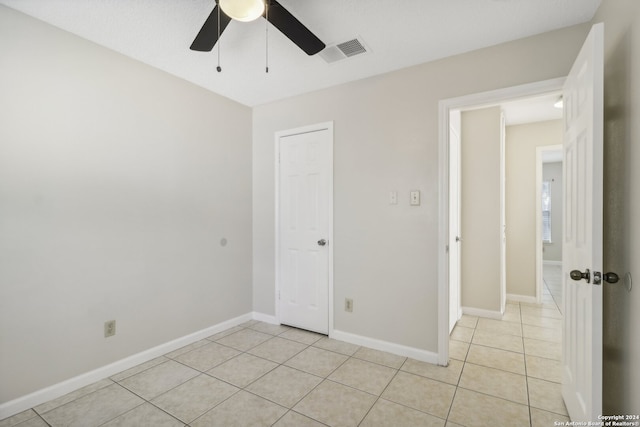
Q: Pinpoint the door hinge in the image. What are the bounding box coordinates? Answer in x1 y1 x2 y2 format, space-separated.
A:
278 290 281 300
446 244 449 253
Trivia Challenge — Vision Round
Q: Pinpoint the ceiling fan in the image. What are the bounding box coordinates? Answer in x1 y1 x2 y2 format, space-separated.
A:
190 0 326 56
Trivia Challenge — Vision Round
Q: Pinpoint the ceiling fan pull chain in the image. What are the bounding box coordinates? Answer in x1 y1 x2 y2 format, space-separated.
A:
216 1 222 72
265 1 269 73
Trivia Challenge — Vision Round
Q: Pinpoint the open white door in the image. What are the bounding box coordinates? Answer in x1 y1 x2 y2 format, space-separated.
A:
277 124 333 335
561 23 604 421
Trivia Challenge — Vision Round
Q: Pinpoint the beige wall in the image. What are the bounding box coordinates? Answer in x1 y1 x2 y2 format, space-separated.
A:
253 24 590 352
505 120 563 297
460 107 503 312
7 0 638 410
592 0 640 414
0 7 253 403
543 161 563 262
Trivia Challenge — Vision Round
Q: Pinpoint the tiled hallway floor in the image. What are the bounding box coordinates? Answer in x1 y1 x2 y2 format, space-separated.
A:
543 263 563 314
2 292 567 427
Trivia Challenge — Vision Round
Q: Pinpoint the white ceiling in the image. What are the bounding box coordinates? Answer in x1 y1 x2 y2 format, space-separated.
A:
501 92 563 126
0 0 600 107
542 149 564 163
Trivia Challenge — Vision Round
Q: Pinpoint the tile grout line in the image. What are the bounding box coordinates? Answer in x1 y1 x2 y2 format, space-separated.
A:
444 343 467 422
515 303 532 424
31 379 116 419
6 309 565 427
444 315 478 425
34 411 52 427
109 380 188 426
457 303 548 425
274 349 353 425
354 363 400 427
113 323 312 427
187 388 245 427
230 327 368 427
181 325 318 426
518 301 535 427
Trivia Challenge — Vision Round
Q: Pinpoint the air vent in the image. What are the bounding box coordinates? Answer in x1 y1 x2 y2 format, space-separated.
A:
319 37 368 63
337 39 367 57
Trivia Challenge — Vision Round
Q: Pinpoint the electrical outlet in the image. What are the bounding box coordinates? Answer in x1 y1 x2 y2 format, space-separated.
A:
104 320 116 338
345 298 353 313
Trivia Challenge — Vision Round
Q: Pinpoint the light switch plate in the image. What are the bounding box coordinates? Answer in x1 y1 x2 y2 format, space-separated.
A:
410 190 420 206
389 191 398 205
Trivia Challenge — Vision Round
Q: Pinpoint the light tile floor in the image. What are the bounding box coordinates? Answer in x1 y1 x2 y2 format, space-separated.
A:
544 264 563 314
2 288 568 427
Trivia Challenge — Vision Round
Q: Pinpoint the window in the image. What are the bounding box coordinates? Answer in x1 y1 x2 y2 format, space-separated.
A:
542 181 552 243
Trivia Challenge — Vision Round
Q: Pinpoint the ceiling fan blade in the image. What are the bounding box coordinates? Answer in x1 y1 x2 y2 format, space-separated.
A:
190 5 232 52
265 0 325 55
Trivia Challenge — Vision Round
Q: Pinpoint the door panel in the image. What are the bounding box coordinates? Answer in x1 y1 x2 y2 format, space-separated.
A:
278 127 332 334
562 23 603 421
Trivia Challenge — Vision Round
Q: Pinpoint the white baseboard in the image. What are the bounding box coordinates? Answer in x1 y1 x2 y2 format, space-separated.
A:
0 313 253 420
331 330 439 365
506 294 538 304
543 260 562 266
251 312 278 324
461 306 503 320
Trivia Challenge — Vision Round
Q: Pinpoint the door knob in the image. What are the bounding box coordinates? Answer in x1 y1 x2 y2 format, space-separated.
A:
317 239 327 246
593 271 620 285
570 269 590 283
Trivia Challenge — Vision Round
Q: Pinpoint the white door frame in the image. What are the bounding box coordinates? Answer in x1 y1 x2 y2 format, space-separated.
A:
437 78 565 365
274 121 334 335
448 109 462 333
536 144 563 304
500 111 507 315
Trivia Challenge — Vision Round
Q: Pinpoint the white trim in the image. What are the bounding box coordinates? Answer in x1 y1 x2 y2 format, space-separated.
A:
251 312 279 324
332 330 439 365
438 78 566 369
536 147 543 304
500 111 507 315
0 313 252 420
274 121 334 336
506 294 539 304
461 306 504 320
437 101 451 366
447 109 462 335
543 260 563 266
536 144 563 304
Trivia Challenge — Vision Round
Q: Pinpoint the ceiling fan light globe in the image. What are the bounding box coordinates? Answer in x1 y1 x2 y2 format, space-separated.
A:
219 0 265 22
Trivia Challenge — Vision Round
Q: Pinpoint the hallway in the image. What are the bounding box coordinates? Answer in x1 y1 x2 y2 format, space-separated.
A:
448 282 566 425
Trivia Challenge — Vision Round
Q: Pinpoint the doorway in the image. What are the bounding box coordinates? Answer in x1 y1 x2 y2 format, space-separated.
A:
537 145 564 311
438 78 566 365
